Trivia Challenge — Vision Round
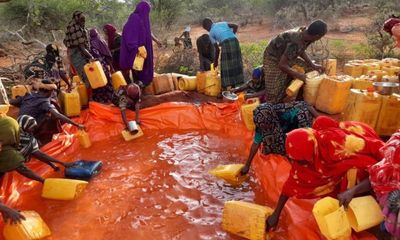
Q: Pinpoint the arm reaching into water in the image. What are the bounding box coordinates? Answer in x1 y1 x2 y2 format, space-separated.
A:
49 109 84 130
0 203 25 224
266 194 289 231
240 142 260 175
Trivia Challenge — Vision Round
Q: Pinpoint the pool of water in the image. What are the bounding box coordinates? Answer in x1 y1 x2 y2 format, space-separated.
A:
16 130 266 240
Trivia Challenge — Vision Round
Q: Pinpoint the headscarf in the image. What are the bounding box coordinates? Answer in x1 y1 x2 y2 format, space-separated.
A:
45 44 60 66
120 1 154 85
89 28 112 58
252 67 263 79
103 24 117 49
64 11 89 49
17 115 40 160
282 119 383 199
383 18 400 35
369 131 400 198
0 116 25 172
126 83 141 102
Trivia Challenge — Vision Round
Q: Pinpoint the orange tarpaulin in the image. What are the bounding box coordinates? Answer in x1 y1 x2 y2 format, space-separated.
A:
0 102 376 239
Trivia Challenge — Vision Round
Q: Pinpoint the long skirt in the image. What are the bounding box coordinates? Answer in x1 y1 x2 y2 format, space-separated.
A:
263 57 310 104
253 101 313 155
220 38 244 88
68 48 89 88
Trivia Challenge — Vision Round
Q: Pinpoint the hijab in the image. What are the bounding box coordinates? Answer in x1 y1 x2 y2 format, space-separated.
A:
89 28 112 58
120 1 154 84
103 24 117 49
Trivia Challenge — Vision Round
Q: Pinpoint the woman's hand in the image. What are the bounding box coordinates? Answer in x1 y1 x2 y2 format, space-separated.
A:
294 72 307 81
0 206 25 224
338 189 355 209
77 124 85 131
240 164 250 176
312 64 325 74
266 212 280 232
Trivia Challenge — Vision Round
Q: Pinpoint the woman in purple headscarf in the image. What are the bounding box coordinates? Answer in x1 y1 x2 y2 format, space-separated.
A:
89 28 114 104
120 1 162 87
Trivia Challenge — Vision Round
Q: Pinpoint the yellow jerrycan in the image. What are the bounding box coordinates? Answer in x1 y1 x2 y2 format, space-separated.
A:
286 79 304 97
196 71 207 93
143 82 155 95
352 75 376 90
312 197 352 240
121 125 144 142
72 75 81 84
346 196 384 232
343 89 382 129
132 46 147 71
362 63 380 75
366 70 387 82
382 66 400 76
241 98 260 130
77 130 91 148
11 85 31 99
111 71 127 90
153 73 175 94
209 164 248 186
323 59 337 76
222 201 274 240
315 76 352 114
76 83 88 107
0 105 9 115
376 94 400 136
343 63 363 77
61 90 81 117
84 61 107 89
204 64 221 97
3 211 51 240
42 178 88 200
178 76 197 91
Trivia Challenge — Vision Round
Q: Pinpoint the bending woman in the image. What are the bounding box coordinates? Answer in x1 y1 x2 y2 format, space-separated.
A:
241 101 317 175
339 131 400 239
266 116 384 231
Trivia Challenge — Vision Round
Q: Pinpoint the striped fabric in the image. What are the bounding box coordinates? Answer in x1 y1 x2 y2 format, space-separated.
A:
220 38 244 88
17 115 39 160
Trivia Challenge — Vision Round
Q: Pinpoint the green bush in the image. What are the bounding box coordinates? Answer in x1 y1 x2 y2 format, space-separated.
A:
241 40 268 78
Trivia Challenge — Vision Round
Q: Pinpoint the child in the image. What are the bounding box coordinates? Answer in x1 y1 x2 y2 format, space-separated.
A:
10 79 85 146
179 26 193 49
112 83 141 131
18 115 72 171
232 66 265 100
196 34 215 71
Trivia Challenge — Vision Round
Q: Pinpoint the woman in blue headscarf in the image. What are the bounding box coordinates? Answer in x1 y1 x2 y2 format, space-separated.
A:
120 1 162 86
